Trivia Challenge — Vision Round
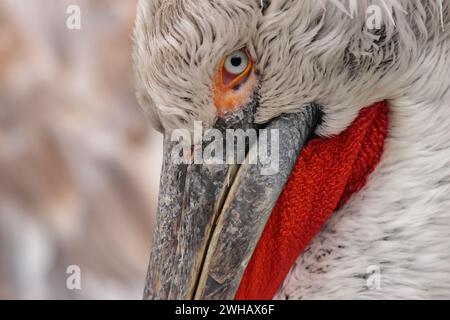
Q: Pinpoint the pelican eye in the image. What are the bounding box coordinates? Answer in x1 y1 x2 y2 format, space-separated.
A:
224 49 249 75
213 48 255 115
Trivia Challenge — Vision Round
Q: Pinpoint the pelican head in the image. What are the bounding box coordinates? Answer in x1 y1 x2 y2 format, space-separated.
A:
134 0 450 299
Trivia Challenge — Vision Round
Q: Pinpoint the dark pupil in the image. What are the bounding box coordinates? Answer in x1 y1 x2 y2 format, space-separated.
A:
231 56 242 67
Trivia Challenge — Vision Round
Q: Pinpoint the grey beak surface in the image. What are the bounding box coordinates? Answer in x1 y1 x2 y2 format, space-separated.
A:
144 105 321 300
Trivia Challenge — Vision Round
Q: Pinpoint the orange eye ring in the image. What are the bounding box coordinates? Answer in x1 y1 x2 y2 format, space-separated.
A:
218 49 253 90
214 48 255 115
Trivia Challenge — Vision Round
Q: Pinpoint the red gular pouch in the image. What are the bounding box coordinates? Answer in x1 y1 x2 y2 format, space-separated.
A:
235 102 389 300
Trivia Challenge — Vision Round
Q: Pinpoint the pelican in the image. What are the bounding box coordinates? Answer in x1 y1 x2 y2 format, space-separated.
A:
133 0 450 300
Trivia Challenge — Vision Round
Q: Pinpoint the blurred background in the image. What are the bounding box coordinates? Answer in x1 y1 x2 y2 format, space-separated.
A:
0 0 162 299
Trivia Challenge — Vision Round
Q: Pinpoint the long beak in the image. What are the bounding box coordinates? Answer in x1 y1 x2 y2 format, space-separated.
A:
144 104 321 300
